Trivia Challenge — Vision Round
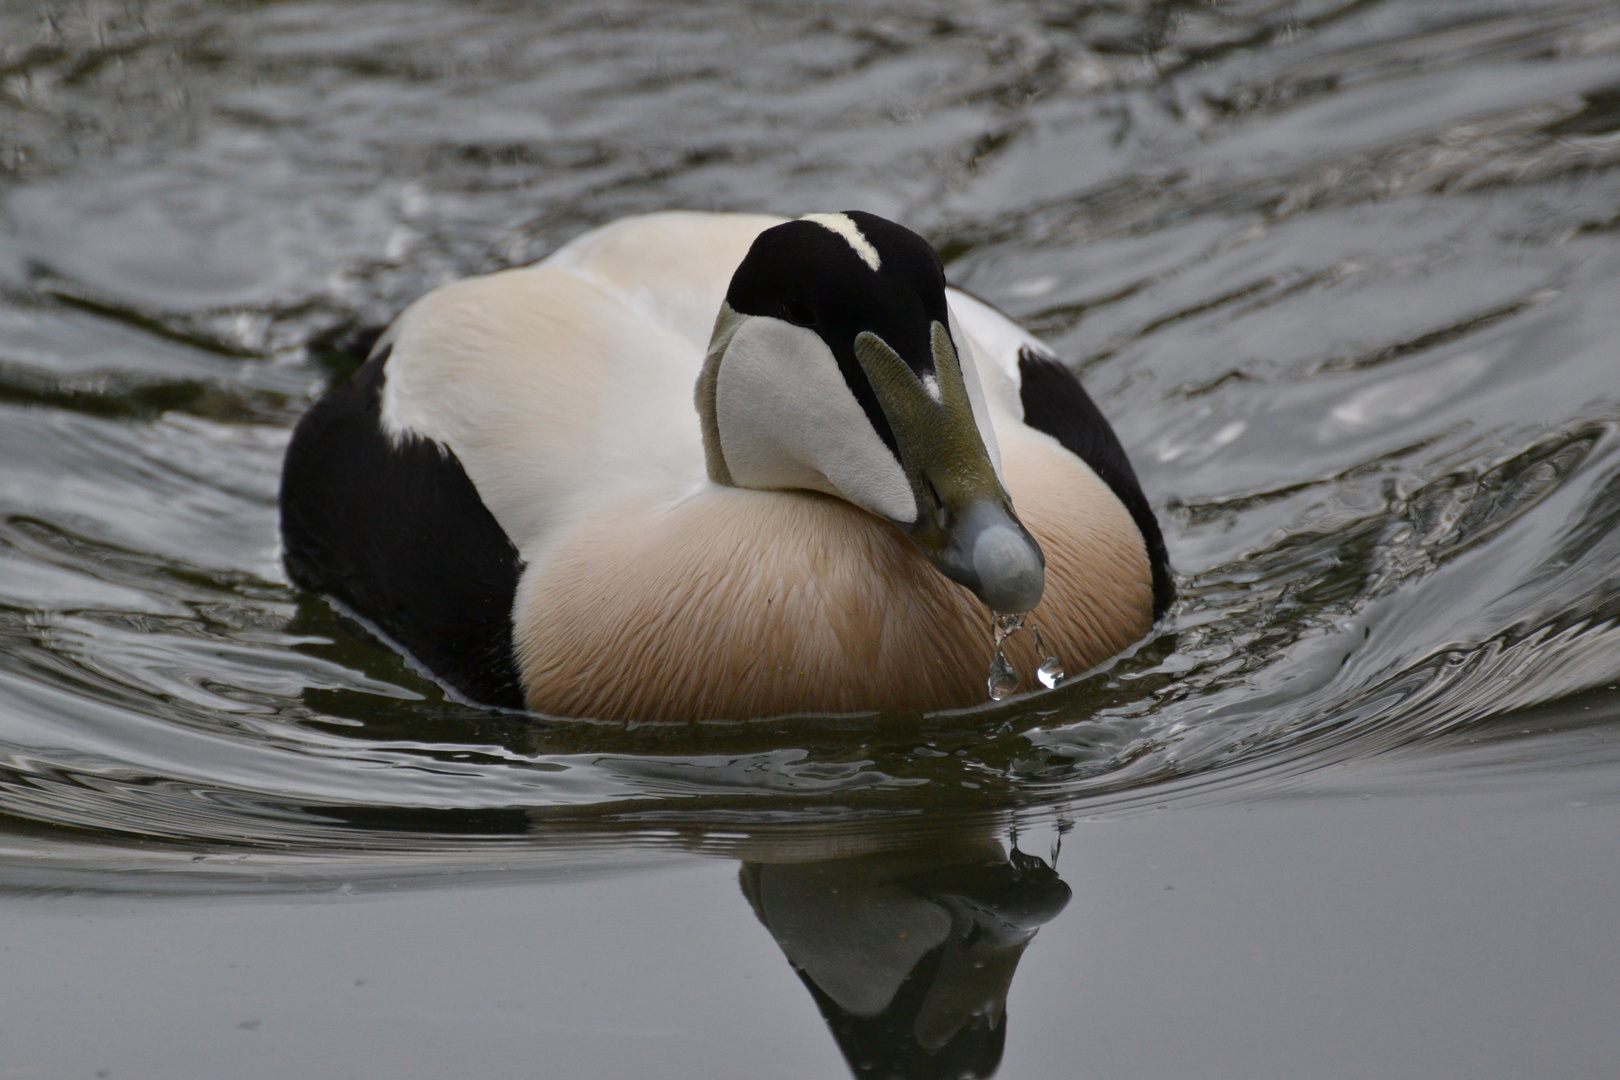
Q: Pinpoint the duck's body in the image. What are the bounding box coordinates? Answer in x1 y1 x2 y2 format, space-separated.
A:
280 211 1170 720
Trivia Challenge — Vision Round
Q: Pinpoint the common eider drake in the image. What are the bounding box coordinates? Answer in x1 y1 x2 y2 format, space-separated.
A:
279 211 1171 720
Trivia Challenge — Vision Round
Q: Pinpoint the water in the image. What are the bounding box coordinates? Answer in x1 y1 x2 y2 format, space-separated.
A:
988 650 1022 700
3 2 1620 1077
988 612 1025 700
985 613 1064 697
1033 648 1063 691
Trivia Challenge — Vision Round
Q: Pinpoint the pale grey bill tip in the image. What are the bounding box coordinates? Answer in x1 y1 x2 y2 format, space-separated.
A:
972 520 1046 614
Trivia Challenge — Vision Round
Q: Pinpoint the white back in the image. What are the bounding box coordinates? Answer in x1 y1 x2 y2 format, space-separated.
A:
375 211 1047 563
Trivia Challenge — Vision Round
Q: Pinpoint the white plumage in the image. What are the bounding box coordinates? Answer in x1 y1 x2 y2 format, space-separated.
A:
284 210 1166 720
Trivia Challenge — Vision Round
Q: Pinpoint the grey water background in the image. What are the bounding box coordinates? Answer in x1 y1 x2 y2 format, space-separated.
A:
1 2 1619 1077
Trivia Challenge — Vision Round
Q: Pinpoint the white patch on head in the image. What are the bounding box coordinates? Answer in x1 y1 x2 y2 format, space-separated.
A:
799 213 881 272
715 315 916 523
920 372 942 404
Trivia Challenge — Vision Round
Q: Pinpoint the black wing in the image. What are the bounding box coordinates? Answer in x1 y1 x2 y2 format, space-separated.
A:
279 347 527 708
1017 349 1173 619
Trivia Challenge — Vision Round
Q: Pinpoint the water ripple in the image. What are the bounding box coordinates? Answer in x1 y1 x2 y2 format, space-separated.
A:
1 0 1618 886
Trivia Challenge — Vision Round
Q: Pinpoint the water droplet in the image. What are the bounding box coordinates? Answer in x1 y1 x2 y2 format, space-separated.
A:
988 649 1019 700
1029 623 1065 689
1037 656 1065 689
986 612 1064 699
987 613 1026 700
993 612 1024 648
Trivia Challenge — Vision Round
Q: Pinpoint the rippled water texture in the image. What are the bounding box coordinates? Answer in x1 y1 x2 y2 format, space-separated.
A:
2 0 1618 883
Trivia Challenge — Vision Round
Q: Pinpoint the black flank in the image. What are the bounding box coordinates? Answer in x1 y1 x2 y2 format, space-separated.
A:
1017 349 1174 619
279 346 527 708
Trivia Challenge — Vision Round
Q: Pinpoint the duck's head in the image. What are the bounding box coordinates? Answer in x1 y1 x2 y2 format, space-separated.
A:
696 211 1044 614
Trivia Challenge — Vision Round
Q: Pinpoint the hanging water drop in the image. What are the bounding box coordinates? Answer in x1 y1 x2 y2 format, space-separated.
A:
1030 624 1065 689
988 648 1019 700
985 612 1063 699
987 612 1025 700
1037 656 1065 690
993 612 1024 648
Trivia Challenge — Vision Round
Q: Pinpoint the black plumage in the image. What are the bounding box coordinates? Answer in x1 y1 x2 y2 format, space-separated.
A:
279 347 526 708
1016 349 1174 619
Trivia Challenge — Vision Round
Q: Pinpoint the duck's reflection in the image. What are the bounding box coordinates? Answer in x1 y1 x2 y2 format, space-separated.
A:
739 838 1070 1080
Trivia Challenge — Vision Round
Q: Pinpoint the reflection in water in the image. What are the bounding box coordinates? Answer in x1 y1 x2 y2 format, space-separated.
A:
741 839 1070 1080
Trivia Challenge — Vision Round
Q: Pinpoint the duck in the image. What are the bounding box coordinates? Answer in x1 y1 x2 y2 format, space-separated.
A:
279 211 1171 721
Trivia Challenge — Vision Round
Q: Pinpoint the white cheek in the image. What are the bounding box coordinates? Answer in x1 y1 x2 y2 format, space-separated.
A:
716 318 917 523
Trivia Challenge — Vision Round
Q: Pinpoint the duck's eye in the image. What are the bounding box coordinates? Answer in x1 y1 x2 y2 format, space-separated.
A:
779 298 815 328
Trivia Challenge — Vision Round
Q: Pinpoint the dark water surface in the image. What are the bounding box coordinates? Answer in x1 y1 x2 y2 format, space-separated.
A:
2 2 1619 1077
